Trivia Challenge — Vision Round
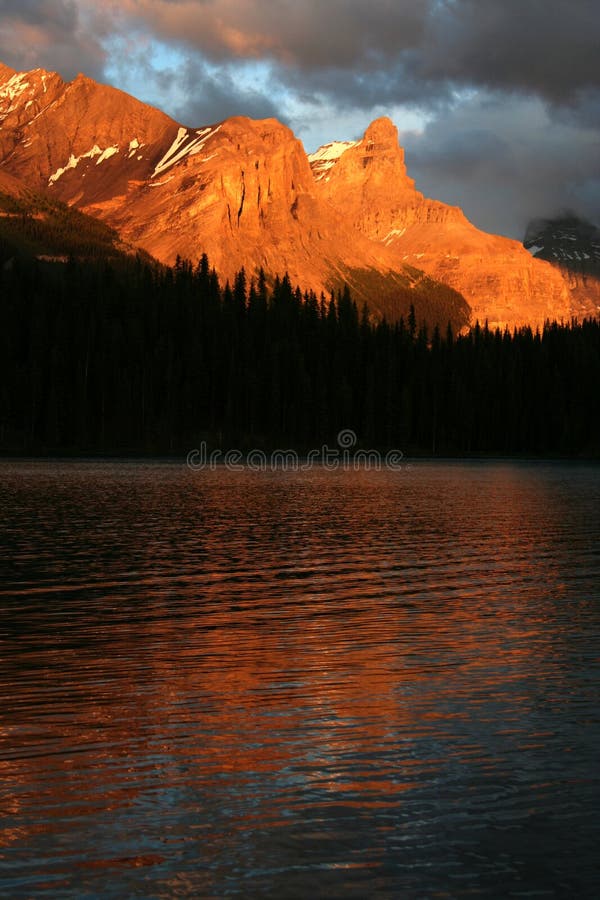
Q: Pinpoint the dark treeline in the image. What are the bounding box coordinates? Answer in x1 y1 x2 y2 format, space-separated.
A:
1 252 599 456
0 190 128 261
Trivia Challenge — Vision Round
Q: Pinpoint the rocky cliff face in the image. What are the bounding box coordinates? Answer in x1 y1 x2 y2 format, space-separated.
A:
0 64 470 325
1 63 597 330
81 112 451 316
105 115 335 283
0 66 178 193
313 117 578 329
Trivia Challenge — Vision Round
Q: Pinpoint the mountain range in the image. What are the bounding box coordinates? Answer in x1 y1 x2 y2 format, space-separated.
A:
524 214 600 315
1 62 598 330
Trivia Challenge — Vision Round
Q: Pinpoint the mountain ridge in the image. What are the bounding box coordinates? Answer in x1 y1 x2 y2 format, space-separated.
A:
524 214 600 318
0 62 597 329
311 116 584 328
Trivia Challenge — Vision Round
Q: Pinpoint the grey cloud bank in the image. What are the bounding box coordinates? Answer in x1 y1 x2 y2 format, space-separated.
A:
1 0 598 237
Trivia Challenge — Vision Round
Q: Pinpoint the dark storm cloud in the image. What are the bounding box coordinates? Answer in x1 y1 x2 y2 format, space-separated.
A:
168 57 282 125
275 57 452 113
103 40 282 128
115 0 429 72
1 0 75 31
6 1 599 126
0 0 106 79
420 0 600 102
403 92 600 237
3 1 599 235
115 0 600 107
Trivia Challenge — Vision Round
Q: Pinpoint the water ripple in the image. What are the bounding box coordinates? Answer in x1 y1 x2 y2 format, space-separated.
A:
1 461 599 897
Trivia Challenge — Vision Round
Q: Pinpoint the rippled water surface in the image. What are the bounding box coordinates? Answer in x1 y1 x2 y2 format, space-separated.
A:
1 460 599 897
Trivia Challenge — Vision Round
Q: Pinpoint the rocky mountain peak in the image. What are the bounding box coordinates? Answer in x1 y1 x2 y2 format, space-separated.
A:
310 118 574 328
329 117 412 184
524 213 600 318
524 213 600 267
0 62 16 81
0 63 178 194
363 116 401 151
1 61 596 330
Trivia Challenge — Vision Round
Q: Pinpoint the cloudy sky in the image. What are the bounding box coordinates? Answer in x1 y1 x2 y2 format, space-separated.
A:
1 0 599 238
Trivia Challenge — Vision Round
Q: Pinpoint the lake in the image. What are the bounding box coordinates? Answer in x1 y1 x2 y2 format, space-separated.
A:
1 460 599 897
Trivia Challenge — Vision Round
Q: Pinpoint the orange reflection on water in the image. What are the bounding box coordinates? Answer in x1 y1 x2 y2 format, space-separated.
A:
1 462 597 893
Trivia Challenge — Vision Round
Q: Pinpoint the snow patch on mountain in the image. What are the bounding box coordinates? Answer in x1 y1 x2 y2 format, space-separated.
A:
149 175 175 187
0 73 33 121
48 143 128 184
524 216 600 267
383 227 407 245
151 125 222 178
48 144 102 185
128 138 144 158
309 141 358 163
96 146 119 165
308 141 357 181
0 73 30 104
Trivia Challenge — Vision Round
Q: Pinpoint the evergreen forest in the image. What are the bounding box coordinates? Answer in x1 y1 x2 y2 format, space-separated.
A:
1 248 599 457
